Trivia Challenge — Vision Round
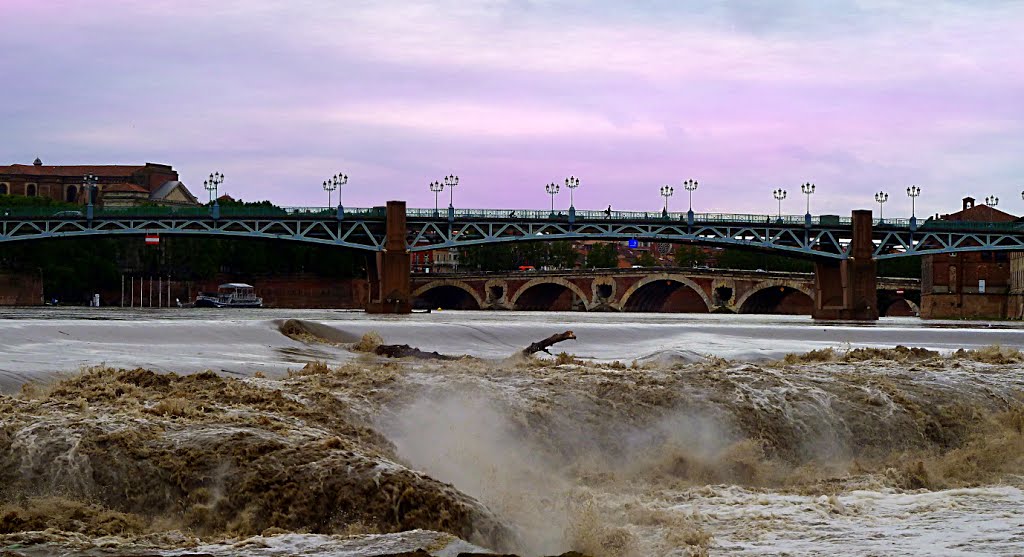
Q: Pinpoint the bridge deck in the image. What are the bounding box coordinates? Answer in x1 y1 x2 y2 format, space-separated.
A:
1 205 1022 259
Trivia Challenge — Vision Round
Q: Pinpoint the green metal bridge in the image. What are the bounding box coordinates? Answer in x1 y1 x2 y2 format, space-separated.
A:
2 203 1022 260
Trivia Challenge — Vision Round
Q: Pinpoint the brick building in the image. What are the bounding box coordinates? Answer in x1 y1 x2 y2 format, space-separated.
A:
920 197 1018 319
0 158 198 207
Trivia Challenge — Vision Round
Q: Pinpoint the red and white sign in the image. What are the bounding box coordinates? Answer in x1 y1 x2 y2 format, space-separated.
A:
145 234 160 245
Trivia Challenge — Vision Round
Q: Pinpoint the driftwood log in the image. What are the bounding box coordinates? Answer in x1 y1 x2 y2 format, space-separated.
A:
520 330 576 356
373 331 576 360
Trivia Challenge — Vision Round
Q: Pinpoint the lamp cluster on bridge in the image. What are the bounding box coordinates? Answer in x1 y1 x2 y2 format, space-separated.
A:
323 173 347 207
427 175 459 218
533 176 583 220
203 172 223 204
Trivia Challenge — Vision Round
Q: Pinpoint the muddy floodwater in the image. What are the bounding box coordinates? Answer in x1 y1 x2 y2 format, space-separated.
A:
1 308 1023 556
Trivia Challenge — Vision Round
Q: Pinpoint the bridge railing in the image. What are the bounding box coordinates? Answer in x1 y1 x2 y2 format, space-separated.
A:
0 205 387 219
916 219 1023 232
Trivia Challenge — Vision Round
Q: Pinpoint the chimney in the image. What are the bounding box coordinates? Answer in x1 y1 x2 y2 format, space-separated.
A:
963 197 975 211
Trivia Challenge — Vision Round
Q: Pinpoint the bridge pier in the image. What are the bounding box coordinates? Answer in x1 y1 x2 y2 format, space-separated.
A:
366 201 412 314
812 209 878 320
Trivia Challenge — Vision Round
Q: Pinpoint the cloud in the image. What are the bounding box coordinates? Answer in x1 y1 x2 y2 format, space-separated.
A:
0 0 1022 217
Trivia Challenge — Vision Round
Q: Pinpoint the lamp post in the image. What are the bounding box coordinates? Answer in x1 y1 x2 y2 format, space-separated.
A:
205 172 223 219
683 179 697 225
565 176 579 208
565 176 579 224
875 191 889 223
545 182 560 217
660 185 674 217
445 174 459 221
800 182 815 226
83 174 98 220
907 185 921 230
985 195 999 207
773 188 787 221
429 180 444 216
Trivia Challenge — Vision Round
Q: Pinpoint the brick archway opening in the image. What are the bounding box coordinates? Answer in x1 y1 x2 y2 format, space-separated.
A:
514 282 580 311
622 279 709 312
881 298 916 317
740 286 813 315
414 285 481 310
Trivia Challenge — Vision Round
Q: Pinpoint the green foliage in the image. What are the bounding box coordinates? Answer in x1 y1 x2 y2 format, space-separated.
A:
674 245 708 267
714 248 813 272
878 256 921 278
585 243 619 268
0 235 366 303
459 241 578 271
0 194 77 209
633 251 658 267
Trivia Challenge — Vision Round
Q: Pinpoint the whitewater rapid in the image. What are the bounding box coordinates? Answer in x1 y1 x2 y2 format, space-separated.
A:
3 308 1024 391
2 308 1024 556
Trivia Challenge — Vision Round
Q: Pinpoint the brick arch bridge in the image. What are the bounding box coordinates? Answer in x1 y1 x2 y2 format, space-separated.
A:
411 268 920 316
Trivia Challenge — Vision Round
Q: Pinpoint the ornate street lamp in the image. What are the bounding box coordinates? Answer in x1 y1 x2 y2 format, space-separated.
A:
545 182 560 216
907 185 921 229
985 195 999 207
683 179 698 212
875 191 889 222
801 182 815 214
323 173 347 207
204 172 224 219
204 172 224 204
565 176 580 209
445 174 459 208
773 188 787 220
429 180 444 216
83 174 98 219
660 185 674 216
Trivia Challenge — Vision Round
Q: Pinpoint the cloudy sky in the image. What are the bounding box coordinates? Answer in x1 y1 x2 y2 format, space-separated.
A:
2 0 1022 216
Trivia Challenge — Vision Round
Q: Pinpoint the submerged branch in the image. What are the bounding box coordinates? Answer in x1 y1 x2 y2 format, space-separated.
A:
521 330 576 357
373 330 577 360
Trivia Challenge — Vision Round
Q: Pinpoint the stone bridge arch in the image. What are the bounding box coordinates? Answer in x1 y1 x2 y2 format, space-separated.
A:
879 295 921 317
510 277 591 311
412 279 484 310
617 274 713 312
736 280 815 314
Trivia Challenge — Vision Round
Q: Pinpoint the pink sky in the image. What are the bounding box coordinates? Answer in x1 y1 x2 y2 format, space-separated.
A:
2 0 1023 217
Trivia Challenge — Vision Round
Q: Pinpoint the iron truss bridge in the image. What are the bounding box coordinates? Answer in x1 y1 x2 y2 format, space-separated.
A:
2 205 1024 259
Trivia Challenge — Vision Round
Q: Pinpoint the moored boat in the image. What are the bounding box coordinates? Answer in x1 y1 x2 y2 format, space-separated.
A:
194 283 263 308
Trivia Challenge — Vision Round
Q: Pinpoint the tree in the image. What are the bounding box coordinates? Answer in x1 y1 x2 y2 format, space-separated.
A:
634 251 658 267
586 243 619 268
674 245 708 267
543 241 579 269
459 244 516 272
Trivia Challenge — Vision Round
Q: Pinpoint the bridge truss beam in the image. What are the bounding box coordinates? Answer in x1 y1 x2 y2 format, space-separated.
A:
0 217 385 252
406 219 853 259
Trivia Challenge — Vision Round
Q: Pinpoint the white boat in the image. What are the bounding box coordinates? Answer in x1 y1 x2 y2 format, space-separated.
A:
194 283 263 308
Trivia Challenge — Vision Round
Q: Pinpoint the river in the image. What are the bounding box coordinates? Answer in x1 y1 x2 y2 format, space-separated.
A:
1 309 1023 556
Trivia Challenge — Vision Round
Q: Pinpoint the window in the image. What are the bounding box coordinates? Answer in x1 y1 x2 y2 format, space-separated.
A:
0 183 7 195
26 184 36 197
66 185 78 203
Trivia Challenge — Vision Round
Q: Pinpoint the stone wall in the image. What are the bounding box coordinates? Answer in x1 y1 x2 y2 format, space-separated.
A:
0 272 43 305
107 275 368 309
920 293 1009 320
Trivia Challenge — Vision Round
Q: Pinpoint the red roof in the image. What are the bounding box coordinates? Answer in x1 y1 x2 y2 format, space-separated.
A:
103 182 149 193
0 164 144 177
942 203 1017 223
